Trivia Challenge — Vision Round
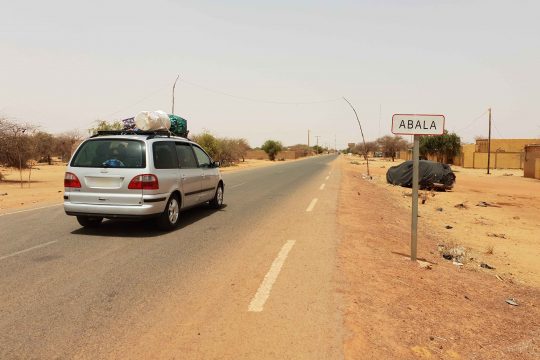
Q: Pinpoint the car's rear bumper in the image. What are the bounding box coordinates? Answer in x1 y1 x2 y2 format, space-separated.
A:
64 196 167 219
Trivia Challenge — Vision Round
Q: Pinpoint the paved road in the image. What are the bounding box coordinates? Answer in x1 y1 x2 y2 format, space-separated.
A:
0 155 343 359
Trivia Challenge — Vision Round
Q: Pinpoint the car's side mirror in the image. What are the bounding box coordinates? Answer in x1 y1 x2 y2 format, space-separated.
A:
212 161 220 168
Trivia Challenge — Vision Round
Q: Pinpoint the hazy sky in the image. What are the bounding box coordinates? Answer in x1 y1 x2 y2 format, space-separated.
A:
1 0 539 148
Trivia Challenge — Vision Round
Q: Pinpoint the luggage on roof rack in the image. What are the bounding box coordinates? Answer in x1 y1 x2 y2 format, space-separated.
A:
91 130 172 138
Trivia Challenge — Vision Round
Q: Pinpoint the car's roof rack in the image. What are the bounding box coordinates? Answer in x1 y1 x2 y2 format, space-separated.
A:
90 130 172 139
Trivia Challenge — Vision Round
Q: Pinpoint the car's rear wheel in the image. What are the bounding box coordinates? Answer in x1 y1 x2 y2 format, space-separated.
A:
76 216 103 228
209 184 224 209
157 194 180 230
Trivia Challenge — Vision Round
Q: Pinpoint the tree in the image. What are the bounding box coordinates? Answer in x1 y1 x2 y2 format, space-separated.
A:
191 132 251 166
376 135 409 161
191 132 220 160
236 138 250 162
312 145 324 154
55 130 83 162
32 131 55 164
89 119 123 134
0 117 38 187
261 140 283 161
420 130 461 164
352 141 379 158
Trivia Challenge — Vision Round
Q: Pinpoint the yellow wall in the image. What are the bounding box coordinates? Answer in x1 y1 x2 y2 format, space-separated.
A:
471 152 523 169
476 139 540 153
460 144 476 167
524 145 540 178
535 158 540 180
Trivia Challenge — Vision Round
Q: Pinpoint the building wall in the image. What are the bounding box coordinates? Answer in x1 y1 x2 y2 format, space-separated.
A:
471 152 523 169
524 145 540 178
395 139 540 170
476 139 540 153
245 150 267 160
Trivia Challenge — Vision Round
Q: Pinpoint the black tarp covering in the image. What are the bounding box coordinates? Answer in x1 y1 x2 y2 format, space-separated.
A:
386 160 456 190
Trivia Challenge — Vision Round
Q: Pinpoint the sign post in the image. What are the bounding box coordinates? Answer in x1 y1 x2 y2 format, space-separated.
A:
392 114 445 261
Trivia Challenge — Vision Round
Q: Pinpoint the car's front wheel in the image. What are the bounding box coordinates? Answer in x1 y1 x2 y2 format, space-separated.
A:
157 194 181 230
76 216 103 228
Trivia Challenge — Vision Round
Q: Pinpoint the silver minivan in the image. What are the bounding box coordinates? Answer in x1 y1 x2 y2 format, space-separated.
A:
64 132 224 230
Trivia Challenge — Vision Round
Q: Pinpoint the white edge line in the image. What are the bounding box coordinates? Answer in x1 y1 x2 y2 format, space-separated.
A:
306 198 318 212
319 183 326 190
248 240 296 312
0 203 62 217
229 182 246 189
0 240 59 261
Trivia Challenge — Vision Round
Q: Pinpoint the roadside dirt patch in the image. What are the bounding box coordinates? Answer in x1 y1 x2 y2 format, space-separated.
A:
0 165 66 214
351 157 540 288
337 157 540 359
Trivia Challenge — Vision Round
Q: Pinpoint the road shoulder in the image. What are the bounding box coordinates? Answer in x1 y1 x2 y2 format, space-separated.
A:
336 157 540 359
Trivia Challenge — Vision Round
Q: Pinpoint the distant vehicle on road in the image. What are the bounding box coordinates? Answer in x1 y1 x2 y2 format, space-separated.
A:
64 131 224 230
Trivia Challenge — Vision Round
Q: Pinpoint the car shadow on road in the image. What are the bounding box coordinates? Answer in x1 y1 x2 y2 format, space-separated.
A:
70 204 228 238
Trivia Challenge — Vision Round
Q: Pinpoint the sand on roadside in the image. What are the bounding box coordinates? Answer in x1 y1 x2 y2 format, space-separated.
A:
337 156 540 359
347 156 540 288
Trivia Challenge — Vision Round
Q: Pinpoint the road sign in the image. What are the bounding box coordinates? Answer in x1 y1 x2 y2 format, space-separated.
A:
391 114 445 135
391 113 446 262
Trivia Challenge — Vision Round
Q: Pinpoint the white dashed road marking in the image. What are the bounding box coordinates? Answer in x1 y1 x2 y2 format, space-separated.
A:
230 182 246 189
248 240 296 312
306 198 318 212
0 204 62 217
325 176 329 180
319 183 326 190
0 240 58 261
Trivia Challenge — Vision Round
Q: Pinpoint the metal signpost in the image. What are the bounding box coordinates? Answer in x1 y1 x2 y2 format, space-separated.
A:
391 114 445 261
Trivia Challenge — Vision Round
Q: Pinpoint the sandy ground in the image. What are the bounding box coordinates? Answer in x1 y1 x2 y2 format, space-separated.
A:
349 156 540 288
337 156 540 359
0 165 66 213
0 159 296 215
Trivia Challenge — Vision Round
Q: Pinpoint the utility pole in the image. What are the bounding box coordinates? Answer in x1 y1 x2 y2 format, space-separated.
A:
307 129 310 148
334 134 337 153
342 97 370 177
172 74 180 115
487 108 492 175
315 135 321 154
378 104 382 138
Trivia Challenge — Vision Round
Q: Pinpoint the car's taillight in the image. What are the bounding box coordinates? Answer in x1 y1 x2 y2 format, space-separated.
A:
128 174 159 190
64 172 81 188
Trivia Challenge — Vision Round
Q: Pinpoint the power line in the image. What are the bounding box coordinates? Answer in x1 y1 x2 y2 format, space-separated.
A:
103 83 171 118
454 109 488 133
181 79 341 105
492 118 504 138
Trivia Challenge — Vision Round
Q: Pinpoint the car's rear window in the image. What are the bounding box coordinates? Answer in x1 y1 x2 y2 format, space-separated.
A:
71 139 146 168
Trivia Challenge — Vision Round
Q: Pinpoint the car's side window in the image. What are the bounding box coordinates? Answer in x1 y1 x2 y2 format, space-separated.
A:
192 146 211 168
176 143 198 169
153 141 178 169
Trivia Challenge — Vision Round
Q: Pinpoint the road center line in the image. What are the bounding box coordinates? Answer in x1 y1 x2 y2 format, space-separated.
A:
319 183 326 190
229 182 246 189
0 203 62 217
248 240 296 312
325 175 330 180
0 240 59 261
306 198 318 212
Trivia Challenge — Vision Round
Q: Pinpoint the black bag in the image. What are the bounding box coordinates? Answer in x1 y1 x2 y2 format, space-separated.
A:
386 160 456 190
